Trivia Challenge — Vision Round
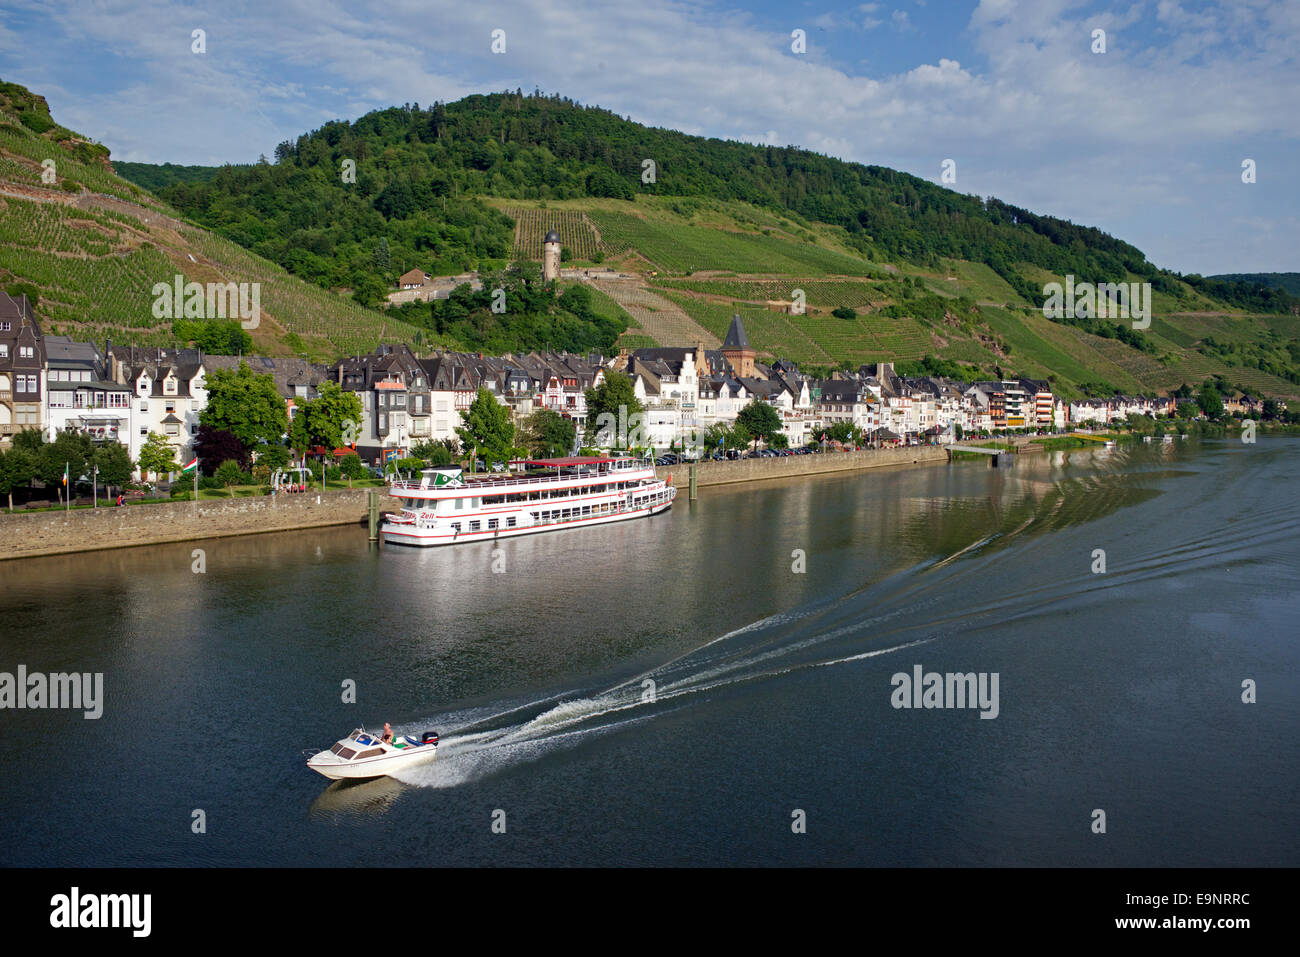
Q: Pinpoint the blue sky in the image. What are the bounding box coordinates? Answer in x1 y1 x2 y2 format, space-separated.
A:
1 0 1296 275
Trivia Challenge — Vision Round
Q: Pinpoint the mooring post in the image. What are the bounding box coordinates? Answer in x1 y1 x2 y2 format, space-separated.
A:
689 465 698 501
368 490 379 542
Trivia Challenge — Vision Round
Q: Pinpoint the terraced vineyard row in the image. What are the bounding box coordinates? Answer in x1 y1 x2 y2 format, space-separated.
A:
588 211 877 276
179 227 423 357
0 121 141 201
587 280 719 349
652 278 885 308
506 207 600 261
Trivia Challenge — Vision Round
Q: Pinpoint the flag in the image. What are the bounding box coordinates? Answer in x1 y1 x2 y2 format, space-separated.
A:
182 458 198 473
62 463 68 486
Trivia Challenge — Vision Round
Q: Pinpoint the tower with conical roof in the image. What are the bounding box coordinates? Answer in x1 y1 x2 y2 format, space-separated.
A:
542 229 561 281
721 314 755 378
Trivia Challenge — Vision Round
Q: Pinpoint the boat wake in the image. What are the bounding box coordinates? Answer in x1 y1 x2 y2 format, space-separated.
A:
390 443 1300 791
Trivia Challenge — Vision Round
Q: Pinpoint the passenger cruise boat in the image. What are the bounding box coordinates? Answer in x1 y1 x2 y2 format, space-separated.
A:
381 456 676 547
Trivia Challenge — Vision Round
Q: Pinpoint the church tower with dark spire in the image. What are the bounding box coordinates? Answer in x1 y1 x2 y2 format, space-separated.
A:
721 314 755 378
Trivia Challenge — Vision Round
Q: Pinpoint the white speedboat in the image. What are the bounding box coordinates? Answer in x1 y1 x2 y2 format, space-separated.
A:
306 727 439 780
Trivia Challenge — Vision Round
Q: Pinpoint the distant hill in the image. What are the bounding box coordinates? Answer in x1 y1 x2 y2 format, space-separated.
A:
0 78 422 360
1208 273 1300 297
7 81 1300 398
132 91 1298 319
114 161 235 193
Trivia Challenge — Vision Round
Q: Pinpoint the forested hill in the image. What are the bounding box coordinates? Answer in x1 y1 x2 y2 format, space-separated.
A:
135 91 1296 315
1208 273 1300 297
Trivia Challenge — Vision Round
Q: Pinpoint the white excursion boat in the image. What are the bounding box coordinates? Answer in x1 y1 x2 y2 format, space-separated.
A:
306 727 440 780
381 456 676 547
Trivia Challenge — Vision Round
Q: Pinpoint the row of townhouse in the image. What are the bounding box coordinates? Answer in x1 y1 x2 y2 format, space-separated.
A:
1069 395 1178 425
613 316 1069 449
328 344 606 463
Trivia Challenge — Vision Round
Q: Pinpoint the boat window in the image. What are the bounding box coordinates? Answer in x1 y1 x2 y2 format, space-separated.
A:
470 520 481 532
488 518 498 530
337 747 357 760
507 516 517 528
330 743 344 755
356 748 384 759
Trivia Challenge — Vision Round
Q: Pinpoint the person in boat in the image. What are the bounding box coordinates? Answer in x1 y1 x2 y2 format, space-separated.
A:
381 722 394 744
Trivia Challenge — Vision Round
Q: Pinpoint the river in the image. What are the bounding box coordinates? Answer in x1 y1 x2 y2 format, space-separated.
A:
1 437 1296 866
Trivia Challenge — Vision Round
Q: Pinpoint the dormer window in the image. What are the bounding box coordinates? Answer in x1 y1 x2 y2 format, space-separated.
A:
164 377 177 395
138 378 150 395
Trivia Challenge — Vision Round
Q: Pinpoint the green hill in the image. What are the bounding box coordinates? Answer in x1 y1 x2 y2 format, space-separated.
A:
10 82 1300 399
0 79 423 360
1208 273 1300 297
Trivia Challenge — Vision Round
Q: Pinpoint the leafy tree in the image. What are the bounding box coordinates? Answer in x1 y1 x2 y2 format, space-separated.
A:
292 382 364 453
200 362 289 449
737 400 783 446
831 306 857 320
455 388 522 466
37 429 93 503
410 440 453 466
584 371 644 448
11 428 45 454
523 408 577 457
214 459 243 496
138 432 179 479
1197 382 1224 419
0 447 35 512
92 442 133 495
728 422 752 450
339 452 366 485
194 424 249 475
256 444 291 471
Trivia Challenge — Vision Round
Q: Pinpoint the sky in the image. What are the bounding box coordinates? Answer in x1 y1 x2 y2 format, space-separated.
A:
0 0 1296 275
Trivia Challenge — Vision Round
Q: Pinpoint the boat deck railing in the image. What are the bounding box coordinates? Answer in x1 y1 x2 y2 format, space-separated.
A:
389 464 653 493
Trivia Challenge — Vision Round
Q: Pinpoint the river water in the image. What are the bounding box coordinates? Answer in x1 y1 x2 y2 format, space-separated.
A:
1 437 1296 866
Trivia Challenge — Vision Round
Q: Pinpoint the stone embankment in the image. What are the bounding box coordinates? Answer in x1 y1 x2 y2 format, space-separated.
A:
0 488 375 561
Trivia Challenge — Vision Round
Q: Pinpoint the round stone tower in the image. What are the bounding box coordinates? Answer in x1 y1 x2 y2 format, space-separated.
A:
542 229 561 281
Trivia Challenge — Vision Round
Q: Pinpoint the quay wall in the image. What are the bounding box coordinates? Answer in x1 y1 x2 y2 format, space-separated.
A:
655 446 948 487
0 489 375 562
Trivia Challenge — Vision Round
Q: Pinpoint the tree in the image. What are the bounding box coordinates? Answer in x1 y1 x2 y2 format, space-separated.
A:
93 442 133 495
455 387 521 465
831 306 857 320
1197 382 1224 419
37 429 93 503
523 408 577 458
410 440 453 466
256 444 291 471
11 428 44 454
339 453 366 486
737 400 784 447
584 371 644 448
138 432 178 480
0 448 35 512
292 382 364 453
194 424 249 475
200 362 289 450
214 459 243 497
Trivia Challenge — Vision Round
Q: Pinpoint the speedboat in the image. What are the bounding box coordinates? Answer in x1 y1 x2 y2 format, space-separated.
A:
306 727 439 780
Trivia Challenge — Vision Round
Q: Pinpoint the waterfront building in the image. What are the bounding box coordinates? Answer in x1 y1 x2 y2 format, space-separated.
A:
0 292 46 445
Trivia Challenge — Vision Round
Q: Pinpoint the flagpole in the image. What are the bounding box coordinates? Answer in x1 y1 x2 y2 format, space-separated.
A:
65 461 69 513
